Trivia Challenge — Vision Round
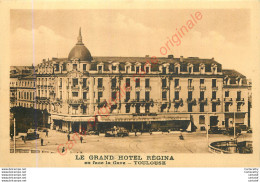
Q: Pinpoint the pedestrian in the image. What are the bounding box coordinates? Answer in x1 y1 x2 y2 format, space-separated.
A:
45 130 48 137
80 136 83 143
62 147 65 153
23 137 26 144
67 133 70 141
41 138 43 146
135 130 137 136
149 129 152 135
11 134 13 140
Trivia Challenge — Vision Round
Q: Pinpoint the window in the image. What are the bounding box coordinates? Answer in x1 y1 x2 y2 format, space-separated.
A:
60 78 62 87
212 91 216 99
112 92 117 101
188 79 192 87
200 104 204 112
131 65 135 71
188 103 192 112
126 105 130 113
136 92 140 101
212 103 216 112
199 115 205 124
72 92 78 97
175 67 179 74
98 78 103 88
175 79 179 87
145 104 150 113
136 105 140 113
83 92 87 100
125 92 130 102
225 91 229 97
55 64 59 71
162 91 167 100
98 66 102 73
83 64 86 71
73 64 77 70
200 79 204 85
112 66 117 70
175 91 179 100
126 66 129 73
188 67 192 73
225 103 229 112
237 103 241 111
111 78 116 88
145 79 150 88
162 78 167 88
135 78 140 87
162 67 166 74
141 65 144 72
60 91 62 99
212 79 217 87
146 67 149 73
136 66 140 74
188 91 192 100
83 78 87 88
126 78 130 87
237 91 241 100
98 92 103 102
83 106 87 114
200 91 204 100
73 78 78 87
145 92 150 101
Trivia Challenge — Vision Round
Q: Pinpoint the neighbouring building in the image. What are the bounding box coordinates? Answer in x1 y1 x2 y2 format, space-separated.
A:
10 28 252 133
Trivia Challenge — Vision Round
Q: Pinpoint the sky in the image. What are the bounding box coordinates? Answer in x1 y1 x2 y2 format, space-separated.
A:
10 9 253 76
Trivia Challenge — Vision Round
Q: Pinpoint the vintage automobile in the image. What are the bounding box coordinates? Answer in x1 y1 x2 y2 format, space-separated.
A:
105 127 129 137
223 127 241 136
26 129 40 140
208 126 225 134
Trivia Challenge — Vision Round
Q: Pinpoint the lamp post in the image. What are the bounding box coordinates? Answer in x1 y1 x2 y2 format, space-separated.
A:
14 118 16 153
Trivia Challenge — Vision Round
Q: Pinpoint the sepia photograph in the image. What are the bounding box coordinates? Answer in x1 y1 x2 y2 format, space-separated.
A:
1 1 259 168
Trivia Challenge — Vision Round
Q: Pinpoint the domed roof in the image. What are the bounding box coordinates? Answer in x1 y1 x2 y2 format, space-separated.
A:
68 28 92 61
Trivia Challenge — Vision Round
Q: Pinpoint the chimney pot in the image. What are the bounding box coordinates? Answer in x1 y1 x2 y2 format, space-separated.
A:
168 55 174 59
180 56 184 62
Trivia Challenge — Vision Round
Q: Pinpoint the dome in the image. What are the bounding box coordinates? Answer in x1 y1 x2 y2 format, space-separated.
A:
68 28 92 61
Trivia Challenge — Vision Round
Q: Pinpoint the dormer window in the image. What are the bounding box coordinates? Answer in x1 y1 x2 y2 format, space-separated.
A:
112 66 117 71
83 64 86 71
146 67 150 73
162 67 166 74
136 66 140 74
55 64 59 71
211 64 217 74
73 64 77 70
98 66 102 73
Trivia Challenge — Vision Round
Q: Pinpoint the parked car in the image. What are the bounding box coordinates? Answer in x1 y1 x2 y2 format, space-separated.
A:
223 127 241 136
86 130 99 135
208 126 225 134
105 127 129 137
26 129 40 140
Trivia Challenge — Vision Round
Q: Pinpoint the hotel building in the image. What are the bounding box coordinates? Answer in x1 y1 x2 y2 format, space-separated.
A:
10 28 252 133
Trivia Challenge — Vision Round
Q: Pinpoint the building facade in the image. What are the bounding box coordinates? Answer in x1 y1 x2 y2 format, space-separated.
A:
10 28 252 133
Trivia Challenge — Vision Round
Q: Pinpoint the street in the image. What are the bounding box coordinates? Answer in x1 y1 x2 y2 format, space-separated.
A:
10 130 252 153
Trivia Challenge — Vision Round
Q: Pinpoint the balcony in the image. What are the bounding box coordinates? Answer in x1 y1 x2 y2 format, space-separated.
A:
187 98 197 105
162 86 169 91
125 86 132 91
236 98 245 102
173 98 183 103
67 99 83 105
97 86 105 91
199 85 206 91
212 86 218 91
174 86 181 91
211 98 221 105
199 98 208 104
82 86 89 91
187 86 194 91
145 86 152 91
224 98 233 102
71 85 80 91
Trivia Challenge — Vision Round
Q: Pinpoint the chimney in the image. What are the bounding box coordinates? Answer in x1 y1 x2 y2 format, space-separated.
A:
180 56 184 62
145 55 149 58
43 59 46 63
168 55 174 59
